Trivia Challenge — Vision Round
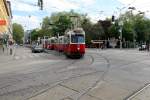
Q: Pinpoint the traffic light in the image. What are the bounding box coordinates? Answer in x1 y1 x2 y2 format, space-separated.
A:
38 0 43 10
112 15 115 22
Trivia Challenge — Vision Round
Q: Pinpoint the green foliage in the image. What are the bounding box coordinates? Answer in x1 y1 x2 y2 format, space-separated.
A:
110 11 150 42
30 10 150 45
41 11 77 37
108 23 119 38
41 10 88 37
31 29 38 41
81 18 93 45
52 15 72 36
13 23 24 44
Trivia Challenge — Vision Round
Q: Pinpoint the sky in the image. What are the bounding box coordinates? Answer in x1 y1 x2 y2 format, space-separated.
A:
9 0 150 30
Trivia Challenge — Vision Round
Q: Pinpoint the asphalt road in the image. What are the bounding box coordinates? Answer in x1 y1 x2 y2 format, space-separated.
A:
0 47 150 100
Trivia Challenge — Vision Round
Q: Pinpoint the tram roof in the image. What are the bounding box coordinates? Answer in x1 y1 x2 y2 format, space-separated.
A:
48 37 57 40
65 28 85 35
58 36 64 38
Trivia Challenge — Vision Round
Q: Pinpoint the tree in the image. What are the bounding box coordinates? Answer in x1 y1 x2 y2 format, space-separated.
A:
99 20 111 39
81 18 93 45
31 29 38 41
41 11 86 37
108 22 120 38
13 23 24 44
41 16 52 37
41 12 72 37
52 15 72 36
114 11 150 43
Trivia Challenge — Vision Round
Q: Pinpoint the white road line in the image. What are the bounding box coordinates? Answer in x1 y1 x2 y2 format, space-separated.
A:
14 56 20 60
126 83 150 100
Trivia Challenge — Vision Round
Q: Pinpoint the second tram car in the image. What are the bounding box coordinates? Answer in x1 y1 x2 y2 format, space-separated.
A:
47 37 56 50
58 36 65 52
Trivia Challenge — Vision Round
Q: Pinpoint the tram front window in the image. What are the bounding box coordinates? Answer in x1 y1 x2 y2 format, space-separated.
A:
71 35 84 43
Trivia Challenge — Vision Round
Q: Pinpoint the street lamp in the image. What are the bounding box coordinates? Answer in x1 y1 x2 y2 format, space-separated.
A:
118 20 123 49
128 7 136 48
70 15 80 29
117 7 126 49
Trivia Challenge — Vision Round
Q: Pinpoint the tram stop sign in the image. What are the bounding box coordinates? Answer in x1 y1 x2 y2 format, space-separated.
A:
0 20 6 25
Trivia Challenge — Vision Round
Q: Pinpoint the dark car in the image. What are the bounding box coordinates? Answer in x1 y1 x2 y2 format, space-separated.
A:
32 45 44 53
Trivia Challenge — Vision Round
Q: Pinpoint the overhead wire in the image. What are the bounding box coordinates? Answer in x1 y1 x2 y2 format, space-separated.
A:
13 0 38 6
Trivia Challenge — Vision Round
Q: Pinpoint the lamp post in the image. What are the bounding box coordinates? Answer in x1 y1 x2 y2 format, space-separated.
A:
128 7 136 48
70 15 80 29
117 7 126 49
118 21 123 49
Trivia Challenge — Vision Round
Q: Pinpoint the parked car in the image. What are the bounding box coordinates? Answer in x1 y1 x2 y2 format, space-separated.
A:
139 44 146 51
19 44 23 46
32 45 44 53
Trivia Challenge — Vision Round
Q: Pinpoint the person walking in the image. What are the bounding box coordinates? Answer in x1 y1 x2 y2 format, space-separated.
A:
9 41 13 55
146 40 149 51
2 43 5 53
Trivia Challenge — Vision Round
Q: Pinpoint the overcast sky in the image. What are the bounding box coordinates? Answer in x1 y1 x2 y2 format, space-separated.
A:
9 0 150 30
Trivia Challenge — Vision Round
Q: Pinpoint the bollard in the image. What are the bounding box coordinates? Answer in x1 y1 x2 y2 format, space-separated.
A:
2 47 4 53
10 48 12 55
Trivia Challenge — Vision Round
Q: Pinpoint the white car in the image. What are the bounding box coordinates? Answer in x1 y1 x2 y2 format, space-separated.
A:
32 45 44 53
139 44 146 51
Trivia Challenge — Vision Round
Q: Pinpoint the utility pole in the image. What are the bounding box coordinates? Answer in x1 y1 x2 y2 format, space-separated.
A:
70 15 79 29
117 7 126 49
128 7 136 48
99 11 103 49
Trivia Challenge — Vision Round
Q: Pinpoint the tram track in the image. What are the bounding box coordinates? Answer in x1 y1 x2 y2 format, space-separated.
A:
25 70 104 100
0 52 93 96
75 51 111 100
81 49 150 100
23 54 96 100
24 52 110 100
0 50 107 100
31 49 150 100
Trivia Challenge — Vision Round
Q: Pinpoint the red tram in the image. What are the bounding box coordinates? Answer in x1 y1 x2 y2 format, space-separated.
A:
42 28 85 58
63 28 85 58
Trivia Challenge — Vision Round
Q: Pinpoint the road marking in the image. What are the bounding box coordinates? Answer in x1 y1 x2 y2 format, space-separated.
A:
14 56 20 60
126 83 150 100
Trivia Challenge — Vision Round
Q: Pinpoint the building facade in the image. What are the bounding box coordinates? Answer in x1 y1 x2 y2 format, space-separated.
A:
0 0 12 44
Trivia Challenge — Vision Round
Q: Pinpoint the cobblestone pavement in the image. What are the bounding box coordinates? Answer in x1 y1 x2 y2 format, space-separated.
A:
0 47 150 100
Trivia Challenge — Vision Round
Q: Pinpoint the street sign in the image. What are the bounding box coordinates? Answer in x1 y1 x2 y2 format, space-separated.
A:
0 19 6 25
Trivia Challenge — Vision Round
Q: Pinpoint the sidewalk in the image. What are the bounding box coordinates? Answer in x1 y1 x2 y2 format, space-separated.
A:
0 46 13 64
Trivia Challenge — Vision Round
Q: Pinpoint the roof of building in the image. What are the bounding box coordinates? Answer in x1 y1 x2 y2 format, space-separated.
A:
3 0 12 18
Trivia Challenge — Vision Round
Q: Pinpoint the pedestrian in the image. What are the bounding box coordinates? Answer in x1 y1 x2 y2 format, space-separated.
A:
9 41 13 55
2 43 4 52
107 40 110 48
146 40 149 51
